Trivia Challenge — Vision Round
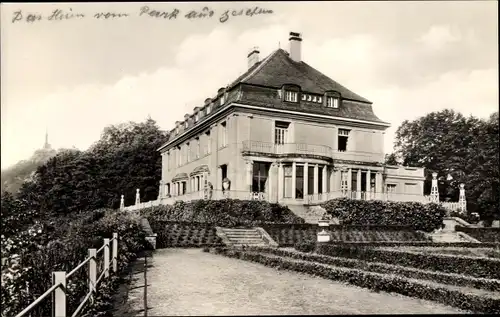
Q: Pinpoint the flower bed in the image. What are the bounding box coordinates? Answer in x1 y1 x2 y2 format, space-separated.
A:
141 199 305 227
150 221 224 248
260 224 430 247
211 247 500 314
316 244 500 280
456 226 500 243
322 198 446 232
249 247 500 292
1 209 149 317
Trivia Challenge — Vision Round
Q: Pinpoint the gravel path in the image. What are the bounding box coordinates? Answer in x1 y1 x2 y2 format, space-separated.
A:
125 248 465 316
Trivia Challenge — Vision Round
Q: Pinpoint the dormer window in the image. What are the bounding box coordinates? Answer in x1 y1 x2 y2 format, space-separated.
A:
220 95 225 105
206 104 212 114
312 96 317 102
301 94 306 101
278 90 282 99
184 121 189 129
307 95 312 101
318 97 322 103
176 127 180 134
285 91 298 102
195 114 199 122
326 96 340 108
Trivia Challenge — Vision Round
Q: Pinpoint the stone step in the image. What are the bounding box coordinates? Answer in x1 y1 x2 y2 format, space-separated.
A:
227 237 264 242
223 231 260 235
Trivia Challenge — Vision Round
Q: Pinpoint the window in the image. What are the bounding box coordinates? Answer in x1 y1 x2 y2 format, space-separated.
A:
176 127 179 134
338 128 350 152
307 95 312 101
206 105 212 114
195 114 199 122
220 95 225 105
312 96 317 102
252 162 270 193
176 147 181 166
284 91 298 102
186 143 190 162
284 165 293 198
184 121 188 129
327 96 340 108
219 121 227 147
205 130 211 154
301 94 306 101
386 184 397 193
278 90 282 99
274 121 290 145
195 138 200 159
318 97 322 103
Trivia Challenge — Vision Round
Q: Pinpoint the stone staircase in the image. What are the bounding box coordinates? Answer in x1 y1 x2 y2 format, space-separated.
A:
216 228 269 247
287 204 328 224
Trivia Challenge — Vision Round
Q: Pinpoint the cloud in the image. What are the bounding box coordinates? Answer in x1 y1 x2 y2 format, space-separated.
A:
1 19 498 169
418 25 462 50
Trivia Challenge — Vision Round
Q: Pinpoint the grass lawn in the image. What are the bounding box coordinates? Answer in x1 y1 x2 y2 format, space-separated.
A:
378 246 500 259
119 248 465 315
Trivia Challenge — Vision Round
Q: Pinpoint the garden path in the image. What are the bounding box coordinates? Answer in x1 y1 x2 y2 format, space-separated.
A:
120 248 465 316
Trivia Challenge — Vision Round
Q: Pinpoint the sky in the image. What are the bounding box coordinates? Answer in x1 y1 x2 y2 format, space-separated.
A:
1 1 498 169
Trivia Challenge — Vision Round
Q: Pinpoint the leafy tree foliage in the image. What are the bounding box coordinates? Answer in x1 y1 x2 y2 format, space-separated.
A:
384 153 400 165
14 118 169 215
393 109 499 222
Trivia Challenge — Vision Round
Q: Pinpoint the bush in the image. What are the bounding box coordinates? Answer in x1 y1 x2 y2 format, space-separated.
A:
294 240 316 253
321 198 446 232
1 209 148 317
140 199 305 227
316 244 500 280
213 248 500 314
251 247 500 292
150 221 224 248
456 226 500 243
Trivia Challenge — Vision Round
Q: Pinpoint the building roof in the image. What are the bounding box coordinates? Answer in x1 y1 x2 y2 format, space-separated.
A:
228 49 371 103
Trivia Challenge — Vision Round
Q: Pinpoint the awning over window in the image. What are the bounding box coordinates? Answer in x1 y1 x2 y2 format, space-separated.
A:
189 165 210 177
171 173 189 182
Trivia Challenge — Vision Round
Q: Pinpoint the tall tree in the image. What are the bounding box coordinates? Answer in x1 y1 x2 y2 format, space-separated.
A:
393 109 499 222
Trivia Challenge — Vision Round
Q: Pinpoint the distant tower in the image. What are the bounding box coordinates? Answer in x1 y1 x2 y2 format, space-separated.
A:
43 128 52 150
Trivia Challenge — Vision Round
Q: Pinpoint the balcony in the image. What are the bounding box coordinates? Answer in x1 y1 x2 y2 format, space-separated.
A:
304 190 432 205
241 140 384 163
241 140 332 159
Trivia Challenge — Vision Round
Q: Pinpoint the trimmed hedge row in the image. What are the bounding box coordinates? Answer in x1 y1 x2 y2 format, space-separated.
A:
150 221 224 248
260 224 429 247
252 247 500 292
141 199 305 227
325 241 499 248
456 226 500 243
322 198 446 232
211 248 500 314
316 244 500 280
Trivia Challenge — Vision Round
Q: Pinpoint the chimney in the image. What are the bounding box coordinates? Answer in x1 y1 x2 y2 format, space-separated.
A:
247 46 260 69
289 32 302 62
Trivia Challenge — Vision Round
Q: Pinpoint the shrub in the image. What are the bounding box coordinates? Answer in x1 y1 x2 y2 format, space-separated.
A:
456 226 500 243
213 248 500 314
316 244 500 280
1 209 148 317
140 199 305 227
294 240 316 253
321 198 446 232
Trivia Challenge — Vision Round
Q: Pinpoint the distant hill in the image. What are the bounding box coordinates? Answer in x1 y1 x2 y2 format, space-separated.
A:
1 147 58 195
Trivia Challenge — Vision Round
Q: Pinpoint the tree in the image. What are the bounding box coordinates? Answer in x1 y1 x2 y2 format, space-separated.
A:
384 153 400 165
393 109 499 222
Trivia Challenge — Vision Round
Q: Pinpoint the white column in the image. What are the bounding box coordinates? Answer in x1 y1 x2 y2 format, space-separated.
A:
347 168 353 194
291 162 297 199
330 167 337 192
322 165 327 194
430 172 439 203
356 169 362 199
120 195 124 210
269 163 278 202
246 160 253 192
376 172 383 200
135 189 140 205
303 162 309 197
313 164 319 194
217 166 223 191
278 163 284 201
366 169 371 199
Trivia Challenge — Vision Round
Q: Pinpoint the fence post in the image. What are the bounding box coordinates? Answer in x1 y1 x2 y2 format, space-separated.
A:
112 233 118 272
104 239 110 278
88 249 97 295
52 271 66 317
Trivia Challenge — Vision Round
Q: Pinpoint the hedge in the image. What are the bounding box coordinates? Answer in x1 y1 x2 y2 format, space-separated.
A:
141 199 305 227
321 198 446 232
149 221 224 248
456 226 500 243
316 244 500 280
260 224 429 247
211 248 500 314
253 247 500 292
1 209 149 317
324 241 499 248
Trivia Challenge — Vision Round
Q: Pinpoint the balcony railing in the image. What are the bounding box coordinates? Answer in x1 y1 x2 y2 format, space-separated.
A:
241 140 384 162
304 190 434 205
241 141 332 157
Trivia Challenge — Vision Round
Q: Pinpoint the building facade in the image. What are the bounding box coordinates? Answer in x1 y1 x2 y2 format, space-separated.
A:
157 32 426 206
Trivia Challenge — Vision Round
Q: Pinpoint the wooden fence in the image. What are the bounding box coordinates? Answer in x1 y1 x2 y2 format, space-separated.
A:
15 233 119 317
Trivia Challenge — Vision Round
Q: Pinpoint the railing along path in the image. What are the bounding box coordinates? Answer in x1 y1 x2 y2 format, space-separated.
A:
15 233 119 317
